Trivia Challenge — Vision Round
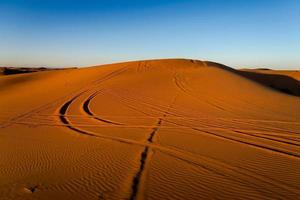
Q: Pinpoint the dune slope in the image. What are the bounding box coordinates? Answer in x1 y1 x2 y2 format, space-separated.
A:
238 68 300 96
0 59 300 200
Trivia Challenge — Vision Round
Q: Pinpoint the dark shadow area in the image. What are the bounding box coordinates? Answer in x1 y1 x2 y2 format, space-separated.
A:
2 67 46 75
236 70 300 97
254 68 271 70
0 67 77 75
205 61 300 97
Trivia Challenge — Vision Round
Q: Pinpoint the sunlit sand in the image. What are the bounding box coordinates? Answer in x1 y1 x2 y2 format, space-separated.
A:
1 59 300 199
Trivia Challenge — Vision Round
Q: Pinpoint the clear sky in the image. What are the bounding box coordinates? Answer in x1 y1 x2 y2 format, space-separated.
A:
0 0 299 69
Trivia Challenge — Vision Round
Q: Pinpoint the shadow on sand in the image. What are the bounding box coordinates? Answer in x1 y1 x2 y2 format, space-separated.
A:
206 61 300 97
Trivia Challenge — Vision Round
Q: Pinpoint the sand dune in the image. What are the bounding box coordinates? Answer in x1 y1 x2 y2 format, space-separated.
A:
243 68 300 81
0 59 300 200
238 68 300 96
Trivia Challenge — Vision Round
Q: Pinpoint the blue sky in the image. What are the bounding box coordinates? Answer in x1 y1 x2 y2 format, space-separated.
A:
0 0 299 69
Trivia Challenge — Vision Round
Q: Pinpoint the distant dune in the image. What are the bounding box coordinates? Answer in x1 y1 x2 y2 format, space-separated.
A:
0 59 300 199
0 67 77 76
245 68 300 81
238 69 300 96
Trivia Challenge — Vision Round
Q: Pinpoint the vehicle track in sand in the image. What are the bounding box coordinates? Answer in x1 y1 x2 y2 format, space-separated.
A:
128 96 176 200
82 91 124 125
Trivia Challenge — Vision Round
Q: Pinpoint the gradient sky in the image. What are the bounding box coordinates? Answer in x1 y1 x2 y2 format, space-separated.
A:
0 0 299 69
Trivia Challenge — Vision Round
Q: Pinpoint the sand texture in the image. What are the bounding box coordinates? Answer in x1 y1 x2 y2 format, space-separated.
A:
0 59 300 200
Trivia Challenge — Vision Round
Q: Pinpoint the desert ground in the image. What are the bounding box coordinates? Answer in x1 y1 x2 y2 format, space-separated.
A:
0 59 300 200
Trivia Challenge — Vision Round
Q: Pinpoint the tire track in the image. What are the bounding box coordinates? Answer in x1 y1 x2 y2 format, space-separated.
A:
92 66 129 85
82 91 124 125
165 119 300 159
128 117 163 200
173 73 229 112
129 146 149 200
128 97 175 200
59 93 97 137
58 66 130 136
105 89 183 117
148 118 162 143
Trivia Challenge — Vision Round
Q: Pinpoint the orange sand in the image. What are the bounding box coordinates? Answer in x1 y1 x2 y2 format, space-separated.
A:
0 59 300 199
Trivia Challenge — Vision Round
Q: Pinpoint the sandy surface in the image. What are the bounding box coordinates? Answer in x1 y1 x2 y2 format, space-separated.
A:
242 69 300 81
0 59 300 200
238 68 300 97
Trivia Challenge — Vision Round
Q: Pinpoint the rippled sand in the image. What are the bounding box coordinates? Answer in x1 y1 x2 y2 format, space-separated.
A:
1 59 300 200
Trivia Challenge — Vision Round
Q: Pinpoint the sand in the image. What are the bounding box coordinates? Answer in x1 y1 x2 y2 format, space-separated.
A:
0 59 300 200
242 68 300 81
238 68 300 96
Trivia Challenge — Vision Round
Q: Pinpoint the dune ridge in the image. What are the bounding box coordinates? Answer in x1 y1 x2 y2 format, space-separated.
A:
0 59 300 199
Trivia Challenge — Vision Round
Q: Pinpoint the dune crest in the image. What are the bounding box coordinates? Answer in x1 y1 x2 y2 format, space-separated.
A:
1 59 300 200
